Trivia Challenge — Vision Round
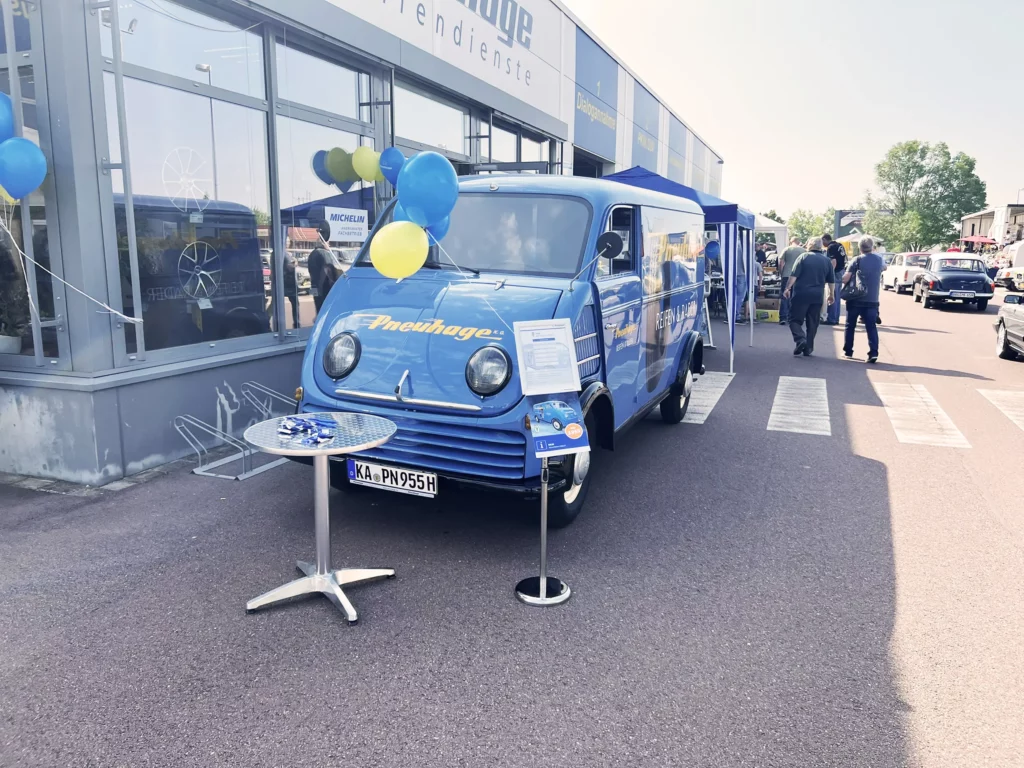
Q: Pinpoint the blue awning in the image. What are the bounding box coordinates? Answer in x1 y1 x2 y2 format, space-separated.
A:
603 166 755 230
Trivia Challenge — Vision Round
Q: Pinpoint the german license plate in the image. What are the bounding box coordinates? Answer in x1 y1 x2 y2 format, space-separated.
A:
951 290 975 298
347 459 437 497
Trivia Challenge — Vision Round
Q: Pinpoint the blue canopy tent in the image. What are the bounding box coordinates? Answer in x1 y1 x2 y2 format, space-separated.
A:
604 166 757 373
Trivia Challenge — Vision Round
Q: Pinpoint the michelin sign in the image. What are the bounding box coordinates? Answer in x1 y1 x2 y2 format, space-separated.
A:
325 207 369 243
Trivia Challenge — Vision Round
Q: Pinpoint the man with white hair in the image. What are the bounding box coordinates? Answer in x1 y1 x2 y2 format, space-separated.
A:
841 235 885 363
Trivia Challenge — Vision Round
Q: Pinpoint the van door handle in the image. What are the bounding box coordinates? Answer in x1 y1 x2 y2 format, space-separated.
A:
604 323 617 329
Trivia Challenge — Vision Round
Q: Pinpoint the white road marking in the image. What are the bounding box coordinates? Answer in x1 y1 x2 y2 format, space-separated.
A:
683 371 735 424
767 376 831 436
978 390 1024 432
872 382 970 448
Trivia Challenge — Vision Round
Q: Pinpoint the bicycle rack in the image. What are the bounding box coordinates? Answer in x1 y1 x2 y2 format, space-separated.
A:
241 381 297 421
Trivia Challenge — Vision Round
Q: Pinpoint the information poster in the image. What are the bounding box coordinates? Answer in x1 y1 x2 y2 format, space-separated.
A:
513 319 582 396
529 394 589 459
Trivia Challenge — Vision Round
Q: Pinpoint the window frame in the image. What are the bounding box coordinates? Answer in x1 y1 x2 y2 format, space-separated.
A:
0 0 72 371
85 1 387 369
596 205 638 280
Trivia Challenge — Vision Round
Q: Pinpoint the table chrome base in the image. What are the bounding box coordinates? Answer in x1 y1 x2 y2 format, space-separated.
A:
247 562 395 624
515 576 571 607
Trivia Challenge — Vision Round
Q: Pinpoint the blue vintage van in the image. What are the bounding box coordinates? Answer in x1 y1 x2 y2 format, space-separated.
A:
532 401 579 431
296 175 705 526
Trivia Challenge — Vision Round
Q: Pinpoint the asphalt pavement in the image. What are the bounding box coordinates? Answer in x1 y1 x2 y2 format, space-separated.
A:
1 288 1022 767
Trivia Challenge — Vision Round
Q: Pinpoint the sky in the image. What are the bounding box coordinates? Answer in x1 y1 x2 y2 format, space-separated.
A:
561 0 1024 219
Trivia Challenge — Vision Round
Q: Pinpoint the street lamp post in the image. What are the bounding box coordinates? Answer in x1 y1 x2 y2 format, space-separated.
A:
1016 187 1024 205
195 63 219 201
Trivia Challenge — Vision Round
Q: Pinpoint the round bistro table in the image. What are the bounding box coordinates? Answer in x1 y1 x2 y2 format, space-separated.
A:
243 412 397 624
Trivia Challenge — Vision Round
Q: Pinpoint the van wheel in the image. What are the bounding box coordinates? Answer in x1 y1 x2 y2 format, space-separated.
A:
551 419 563 431
546 413 597 528
660 368 694 424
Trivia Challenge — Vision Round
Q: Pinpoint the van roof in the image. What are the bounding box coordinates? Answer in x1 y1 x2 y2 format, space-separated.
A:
458 174 704 218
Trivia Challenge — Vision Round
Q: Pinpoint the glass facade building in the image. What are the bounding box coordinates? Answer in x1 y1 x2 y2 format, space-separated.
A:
0 0 723 484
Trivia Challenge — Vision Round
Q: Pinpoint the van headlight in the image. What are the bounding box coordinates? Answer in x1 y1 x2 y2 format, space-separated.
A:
465 345 511 396
324 332 360 379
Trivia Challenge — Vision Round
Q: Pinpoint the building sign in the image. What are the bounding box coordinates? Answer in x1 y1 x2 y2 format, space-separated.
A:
667 115 688 184
573 27 618 162
325 206 369 242
632 82 659 172
834 209 893 238
327 0 562 119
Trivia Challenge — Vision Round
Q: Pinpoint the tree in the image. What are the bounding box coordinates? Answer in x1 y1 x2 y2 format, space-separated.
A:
787 207 835 246
252 208 272 227
870 140 986 249
761 210 785 224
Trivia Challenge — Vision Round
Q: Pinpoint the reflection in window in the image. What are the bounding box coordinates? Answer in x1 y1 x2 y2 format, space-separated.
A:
276 117 374 328
0 0 33 55
104 75 272 352
100 0 264 99
276 43 368 121
641 206 702 295
521 136 548 164
0 65 56 358
393 85 468 155
490 125 517 162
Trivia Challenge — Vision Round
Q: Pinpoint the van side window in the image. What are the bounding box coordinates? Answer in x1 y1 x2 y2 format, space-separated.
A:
596 206 635 278
640 206 703 294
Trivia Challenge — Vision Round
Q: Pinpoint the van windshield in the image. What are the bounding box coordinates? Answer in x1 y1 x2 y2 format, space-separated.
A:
359 193 592 277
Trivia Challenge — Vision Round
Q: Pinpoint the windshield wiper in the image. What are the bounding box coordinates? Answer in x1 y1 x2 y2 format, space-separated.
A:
443 262 479 276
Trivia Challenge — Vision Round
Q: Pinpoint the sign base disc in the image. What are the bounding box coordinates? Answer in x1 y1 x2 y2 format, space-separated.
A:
515 576 571 607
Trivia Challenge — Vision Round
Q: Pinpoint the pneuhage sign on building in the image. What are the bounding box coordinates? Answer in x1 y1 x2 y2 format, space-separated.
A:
329 0 562 118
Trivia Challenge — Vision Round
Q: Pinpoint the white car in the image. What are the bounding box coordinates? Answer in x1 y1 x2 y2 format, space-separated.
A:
882 252 930 294
994 242 1024 290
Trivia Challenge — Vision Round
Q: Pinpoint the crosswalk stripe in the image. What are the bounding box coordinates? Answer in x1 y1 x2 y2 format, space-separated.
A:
767 376 831 436
683 371 735 424
872 382 970 448
978 390 1024 432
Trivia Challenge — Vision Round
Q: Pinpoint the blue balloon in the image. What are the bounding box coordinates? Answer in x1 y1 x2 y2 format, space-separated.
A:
392 201 410 222
396 151 459 228
335 179 354 193
0 137 46 200
0 94 12 144
425 215 450 243
379 146 405 186
311 150 334 185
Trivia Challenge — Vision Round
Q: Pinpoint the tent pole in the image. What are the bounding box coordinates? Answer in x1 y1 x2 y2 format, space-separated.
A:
749 229 755 347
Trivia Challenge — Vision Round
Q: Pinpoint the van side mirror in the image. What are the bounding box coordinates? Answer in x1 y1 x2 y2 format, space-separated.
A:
1005 295 1021 305
596 231 624 260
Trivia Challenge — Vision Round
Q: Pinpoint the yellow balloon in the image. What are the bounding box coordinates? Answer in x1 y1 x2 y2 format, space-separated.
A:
352 146 380 182
0 185 15 204
374 166 386 183
370 221 429 280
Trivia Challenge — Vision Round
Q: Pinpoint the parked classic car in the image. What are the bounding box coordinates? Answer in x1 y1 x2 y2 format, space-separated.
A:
912 256 995 310
882 252 930 294
995 294 1024 359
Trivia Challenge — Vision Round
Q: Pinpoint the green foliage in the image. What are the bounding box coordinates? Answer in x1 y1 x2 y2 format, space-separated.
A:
871 140 986 249
787 207 836 246
761 209 785 224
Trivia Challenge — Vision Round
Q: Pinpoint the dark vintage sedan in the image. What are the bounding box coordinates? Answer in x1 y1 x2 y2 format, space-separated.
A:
995 294 1024 359
912 256 995 311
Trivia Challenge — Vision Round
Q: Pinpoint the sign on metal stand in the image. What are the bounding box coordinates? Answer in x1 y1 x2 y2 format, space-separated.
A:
512 319 589 607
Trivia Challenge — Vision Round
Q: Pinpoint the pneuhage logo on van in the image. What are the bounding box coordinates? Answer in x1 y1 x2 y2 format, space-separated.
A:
361 313 504 341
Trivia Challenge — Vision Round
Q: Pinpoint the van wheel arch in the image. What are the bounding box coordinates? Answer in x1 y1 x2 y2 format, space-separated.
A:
581 382 614 451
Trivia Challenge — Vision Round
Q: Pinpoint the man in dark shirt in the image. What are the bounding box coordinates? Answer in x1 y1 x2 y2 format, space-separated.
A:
782 237 834 356
842 235 885 363
307 221 340 314
822 233 847 325
755 244 767 266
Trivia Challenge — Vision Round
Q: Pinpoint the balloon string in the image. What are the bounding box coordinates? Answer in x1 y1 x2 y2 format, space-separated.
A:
0 217 143 325
431 236 513 333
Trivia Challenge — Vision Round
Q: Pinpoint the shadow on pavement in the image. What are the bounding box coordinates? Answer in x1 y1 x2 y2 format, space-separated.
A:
0 319 910 767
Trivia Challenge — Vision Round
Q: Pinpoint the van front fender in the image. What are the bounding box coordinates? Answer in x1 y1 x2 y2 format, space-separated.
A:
580 381 614 451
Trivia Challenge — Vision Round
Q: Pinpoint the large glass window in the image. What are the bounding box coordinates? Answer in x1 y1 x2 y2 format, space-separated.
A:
275 116 374 329
394 84 469 155
104 75 272 353
490 124 517 162
100 0 264 99
521 135 549 164
0 65 56 359
276 42 368 121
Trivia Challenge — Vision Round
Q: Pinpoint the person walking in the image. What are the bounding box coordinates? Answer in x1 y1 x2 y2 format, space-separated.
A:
842 235 885 363
822 233 847 325
307 221 341 315
777 237 804 325
782 237 834 356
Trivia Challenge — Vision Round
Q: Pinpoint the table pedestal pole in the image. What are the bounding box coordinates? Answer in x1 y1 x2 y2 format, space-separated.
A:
247 455 394 623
